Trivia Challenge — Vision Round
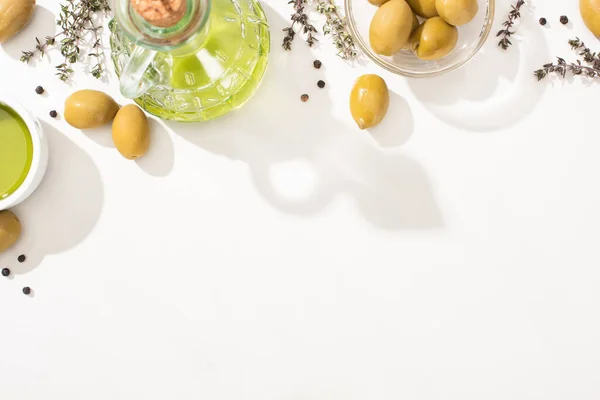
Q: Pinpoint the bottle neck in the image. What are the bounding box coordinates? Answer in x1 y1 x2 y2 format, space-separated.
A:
115 0 211 51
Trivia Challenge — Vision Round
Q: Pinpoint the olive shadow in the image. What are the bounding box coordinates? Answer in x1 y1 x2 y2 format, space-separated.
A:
83 125 116 148
406 6 549 132
353 53 372 67
367 91 414 148
136 119 175 177
164 5 442 230
2 6 57 63
0 123 105 273
81 117 174 177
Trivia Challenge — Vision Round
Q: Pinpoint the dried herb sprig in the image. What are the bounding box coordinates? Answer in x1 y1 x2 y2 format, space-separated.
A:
283 0 318 50
282 0 357 59
534 58 600 80
534 38 600 81
497 0 525 50
568 37 600 68
316 0 357 59
20 0 111 81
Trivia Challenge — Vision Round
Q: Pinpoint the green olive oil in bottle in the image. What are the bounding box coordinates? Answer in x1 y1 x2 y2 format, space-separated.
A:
109 0 270 122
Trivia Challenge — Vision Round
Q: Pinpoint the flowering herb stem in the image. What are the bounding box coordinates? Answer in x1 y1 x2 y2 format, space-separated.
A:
316 0 357 60
283 0 318 50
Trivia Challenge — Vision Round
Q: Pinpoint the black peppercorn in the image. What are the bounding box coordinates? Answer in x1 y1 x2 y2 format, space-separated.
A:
560 15 568 24
539 17 547 26
1 268 10 277
313 60 322 69
317 80 326 89
35 86 45 95
49 110 58 118
301 94 309 102
22 287 31 295
17 254 26 263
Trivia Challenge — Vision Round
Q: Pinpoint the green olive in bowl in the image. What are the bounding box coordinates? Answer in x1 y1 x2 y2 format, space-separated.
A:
369 0 414 55
436 0 479 26
345 0 494 78
368 0 390 7
410 17 458 60
406 0 437 18
401 12 421 49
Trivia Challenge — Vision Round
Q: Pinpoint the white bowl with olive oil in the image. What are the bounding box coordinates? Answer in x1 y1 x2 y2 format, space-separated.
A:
0 97 48 211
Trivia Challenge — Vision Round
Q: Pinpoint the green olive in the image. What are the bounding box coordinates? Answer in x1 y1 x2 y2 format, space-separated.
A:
581 0 600 37
410 17 458 60
112 104 150 160
368 0 390 7
411 13 420 30
406 0 437 17
0 210 21 254
369 0 414 56
436 0 478 26
64 90 120 129
349 74 390 130
0 0 35 43
402 12 421 49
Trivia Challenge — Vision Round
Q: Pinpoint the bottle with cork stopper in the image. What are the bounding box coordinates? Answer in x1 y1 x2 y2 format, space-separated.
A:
109 0 270 122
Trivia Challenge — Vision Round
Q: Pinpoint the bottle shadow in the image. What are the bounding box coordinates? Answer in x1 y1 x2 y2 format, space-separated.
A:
1 123 105 273
406 7 550 132
165 8 442 230
135 119 176 177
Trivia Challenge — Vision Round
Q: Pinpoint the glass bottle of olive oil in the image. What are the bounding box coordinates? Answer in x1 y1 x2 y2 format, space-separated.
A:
0 103 33 200
109 0 270 122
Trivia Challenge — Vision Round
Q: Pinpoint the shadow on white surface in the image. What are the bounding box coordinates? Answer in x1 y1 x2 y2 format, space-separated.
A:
406 10 549 132
349 50 372 68
82 118 175 177
135 119 175 177
83 125 116 148
367 92 414 148
1 123 105 273
166 6 442 230
2 6 57 63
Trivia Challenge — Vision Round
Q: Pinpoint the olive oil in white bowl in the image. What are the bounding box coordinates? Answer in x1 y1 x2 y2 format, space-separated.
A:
0 98 48 211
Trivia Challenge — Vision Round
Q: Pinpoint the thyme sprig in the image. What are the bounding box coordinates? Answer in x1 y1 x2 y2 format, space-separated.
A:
20 0 111 81
568 37 600 68
534 38 600 81
283 0 318 50
534 58 600 80
497 0 525 50
282 0 357 60
316 0 357 59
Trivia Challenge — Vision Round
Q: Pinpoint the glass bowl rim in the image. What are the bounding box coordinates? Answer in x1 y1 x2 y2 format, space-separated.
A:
345 0 496 78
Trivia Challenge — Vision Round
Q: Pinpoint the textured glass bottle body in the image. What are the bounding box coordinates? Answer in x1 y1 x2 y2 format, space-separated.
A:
109 0 270 122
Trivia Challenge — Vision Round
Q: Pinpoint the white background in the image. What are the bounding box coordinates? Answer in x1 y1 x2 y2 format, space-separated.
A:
1 0 599 398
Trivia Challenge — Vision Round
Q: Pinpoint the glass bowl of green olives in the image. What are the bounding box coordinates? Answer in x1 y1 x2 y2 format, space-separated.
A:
346 0 494 77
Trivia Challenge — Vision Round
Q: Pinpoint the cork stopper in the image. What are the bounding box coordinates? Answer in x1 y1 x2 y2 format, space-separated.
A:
130 0 187 28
